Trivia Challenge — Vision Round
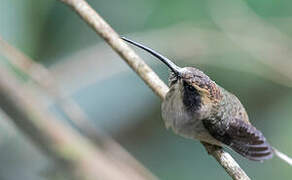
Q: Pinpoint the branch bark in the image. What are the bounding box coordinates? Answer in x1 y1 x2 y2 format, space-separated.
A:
59 0 250 179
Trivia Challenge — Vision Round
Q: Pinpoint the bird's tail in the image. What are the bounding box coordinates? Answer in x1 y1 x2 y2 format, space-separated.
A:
272 147 292 166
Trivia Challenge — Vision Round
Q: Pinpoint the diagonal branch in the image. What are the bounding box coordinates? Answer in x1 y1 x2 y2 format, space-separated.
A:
60 0 169 99
59 0 250 179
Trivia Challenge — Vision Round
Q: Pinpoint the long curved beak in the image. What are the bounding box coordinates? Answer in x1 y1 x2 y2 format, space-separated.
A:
121 37 181 76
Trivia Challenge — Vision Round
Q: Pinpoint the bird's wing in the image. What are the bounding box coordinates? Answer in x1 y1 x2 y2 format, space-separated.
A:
203 118 273 161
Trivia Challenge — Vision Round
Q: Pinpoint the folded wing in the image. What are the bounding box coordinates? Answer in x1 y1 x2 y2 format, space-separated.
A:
203 119 273 161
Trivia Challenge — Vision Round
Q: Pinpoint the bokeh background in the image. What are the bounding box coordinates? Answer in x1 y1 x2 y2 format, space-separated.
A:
0 0 292 179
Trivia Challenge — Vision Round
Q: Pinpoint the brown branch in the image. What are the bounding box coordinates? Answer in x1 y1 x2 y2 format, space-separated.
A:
60 0 169 99
0 37 157 179
59 0 250 179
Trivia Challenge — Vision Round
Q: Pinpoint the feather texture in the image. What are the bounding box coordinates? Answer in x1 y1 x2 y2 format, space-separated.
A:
203 118 273 161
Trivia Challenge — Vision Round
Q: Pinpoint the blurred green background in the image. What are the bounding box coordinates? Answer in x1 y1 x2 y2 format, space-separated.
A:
0 0 292 179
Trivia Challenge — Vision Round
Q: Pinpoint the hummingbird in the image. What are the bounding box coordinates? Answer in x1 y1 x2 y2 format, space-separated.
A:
121 37 274 161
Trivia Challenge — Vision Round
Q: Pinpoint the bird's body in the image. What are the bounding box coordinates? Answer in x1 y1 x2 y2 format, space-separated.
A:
162 67 273 161
162 69 249 145
162 68 223 146
122 37 274 161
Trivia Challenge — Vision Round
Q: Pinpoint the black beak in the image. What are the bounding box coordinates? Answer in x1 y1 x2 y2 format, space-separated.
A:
121 37 181 76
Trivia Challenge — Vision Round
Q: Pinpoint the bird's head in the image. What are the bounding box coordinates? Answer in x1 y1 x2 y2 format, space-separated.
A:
169 66 222 112
121 37 222 112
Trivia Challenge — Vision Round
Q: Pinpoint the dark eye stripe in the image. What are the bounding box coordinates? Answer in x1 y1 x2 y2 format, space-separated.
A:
182 81 201 112
183 81 197 92
186 83 195 91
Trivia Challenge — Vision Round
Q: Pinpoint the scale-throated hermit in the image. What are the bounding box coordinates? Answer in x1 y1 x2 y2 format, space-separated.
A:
122 37 273 161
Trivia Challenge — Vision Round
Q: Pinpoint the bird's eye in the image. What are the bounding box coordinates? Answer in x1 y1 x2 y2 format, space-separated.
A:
187 84 195 91
184 81 196 92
